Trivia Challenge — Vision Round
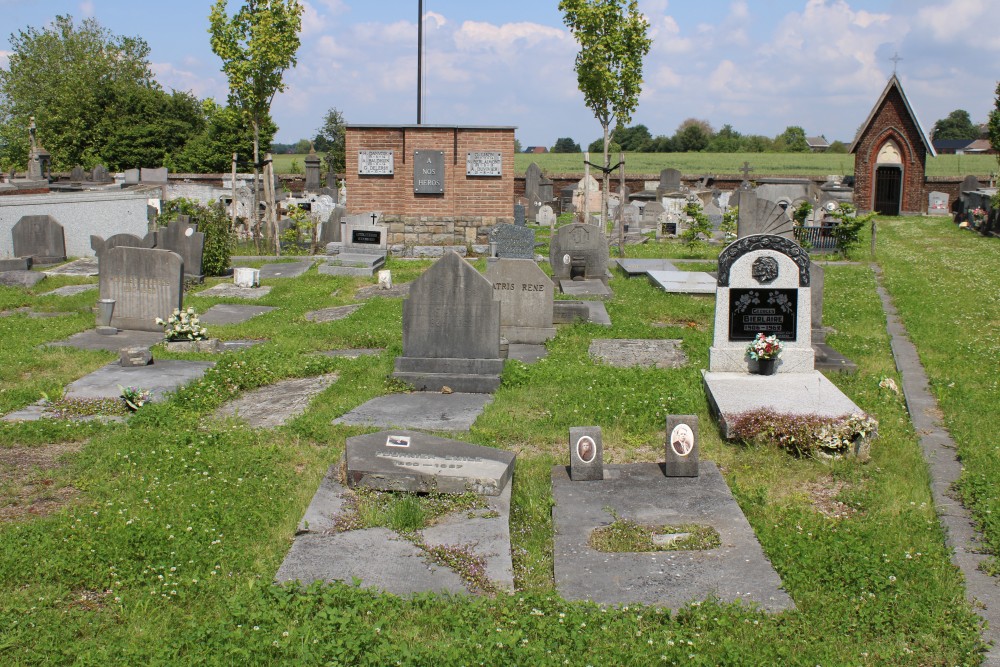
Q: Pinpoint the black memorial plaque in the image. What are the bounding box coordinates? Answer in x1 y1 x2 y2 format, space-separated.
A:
728 288 797 341
352 229 383 245
414 150 445 194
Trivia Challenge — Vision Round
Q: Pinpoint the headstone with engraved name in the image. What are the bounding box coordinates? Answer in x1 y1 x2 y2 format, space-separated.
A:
157 216 205 281
927 191 949 216
393 252 503 393
318 222 387 277
12 215 66 263
99 247 183 332
489 223 535 260
709 234 813 373
549 223 609 283
513 203 526 227
485 258 555 344
537 205 556 228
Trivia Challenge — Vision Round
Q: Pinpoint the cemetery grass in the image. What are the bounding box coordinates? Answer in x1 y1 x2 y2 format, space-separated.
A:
0 250 986 664
876 217 1000 575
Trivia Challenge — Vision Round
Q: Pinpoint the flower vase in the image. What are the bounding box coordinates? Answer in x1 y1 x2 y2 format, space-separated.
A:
754 358 777 375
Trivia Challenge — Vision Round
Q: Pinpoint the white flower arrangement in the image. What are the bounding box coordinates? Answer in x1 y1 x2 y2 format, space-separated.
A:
155 307 207 342
746 333 783 360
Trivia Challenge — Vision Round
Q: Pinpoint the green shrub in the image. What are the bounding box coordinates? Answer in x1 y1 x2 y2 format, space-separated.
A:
159 198 235 276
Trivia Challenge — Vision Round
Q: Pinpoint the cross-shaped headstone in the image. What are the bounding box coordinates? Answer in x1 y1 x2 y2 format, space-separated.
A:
739 161 754 190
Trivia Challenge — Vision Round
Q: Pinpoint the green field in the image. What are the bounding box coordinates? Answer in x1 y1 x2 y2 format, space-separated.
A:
272 151 997 178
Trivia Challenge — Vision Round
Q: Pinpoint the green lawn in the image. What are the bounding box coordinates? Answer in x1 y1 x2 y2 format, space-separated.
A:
272 151 998 178
0 223 991 664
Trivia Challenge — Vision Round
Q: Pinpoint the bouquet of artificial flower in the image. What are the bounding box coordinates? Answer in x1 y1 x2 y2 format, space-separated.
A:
747 333 783 360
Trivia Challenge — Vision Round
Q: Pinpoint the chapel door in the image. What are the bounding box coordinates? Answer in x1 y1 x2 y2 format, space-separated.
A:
874 166 901 216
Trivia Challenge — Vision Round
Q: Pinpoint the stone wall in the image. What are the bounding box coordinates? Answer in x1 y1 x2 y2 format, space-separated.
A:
345 125 515 246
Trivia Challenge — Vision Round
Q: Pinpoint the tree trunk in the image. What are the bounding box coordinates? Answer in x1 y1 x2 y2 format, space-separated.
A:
230 152 238 232
252 121 261 254
602 123 610 237
618 151 626 257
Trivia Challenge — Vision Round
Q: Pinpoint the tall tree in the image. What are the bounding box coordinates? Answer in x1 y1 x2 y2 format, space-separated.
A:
315 107 346 174
932 109 978 141
0 15 165 170
989 83 1000 173
560 0 651 232
209 0 303 248
169 99 274 173
774 126 809 152
552 137 582 153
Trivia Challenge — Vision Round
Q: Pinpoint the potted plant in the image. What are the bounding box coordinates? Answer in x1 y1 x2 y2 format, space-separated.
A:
747 333 782 375
969 207 987 230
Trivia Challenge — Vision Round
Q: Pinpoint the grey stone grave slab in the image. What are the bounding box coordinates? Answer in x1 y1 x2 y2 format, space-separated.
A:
319 207 345 244
199 304 275 326
485 258 555 344
559 279 612 298
658 168 683 194
550 223 609 283
536 205 556 228
157 218 205 280
513 203 525 227
489 223 535 259
735 191 794 239
647 270 717 295
507 344 547 364
12 215 66 263
615 258 677 276
257 261 313 280
333 392 493 432
702 371 863 439
63 360 214 402
213 373 338 428
552 462 794 610
0 258 31 272
99 247 183 332
304 304 361 323
221 340 267 351
124 168 140 185
48 329 164 352
344 429 515 496
315 348 384 359
90 233 157 262
356 281 411 300
119 346 153 367
42 258 98 277
319 224 387 277
393 252 503 393
39 284 96 297
665 415 699 477
643 202 665 228
197 283 272 299
275 466 513 595
0 270 45 288
552 300 611 326
140 167 168 184
928 191 949 216
570 426 603 481
588 339 687 369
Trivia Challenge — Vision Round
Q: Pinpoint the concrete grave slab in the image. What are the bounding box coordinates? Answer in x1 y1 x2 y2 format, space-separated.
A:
356 281 411 300
63 360 214 402
0 258 31 272
199 304 275 325
0 270 45 288
3 400 125 423
552 462 793 611
256 261 313 279
553 300 612 327
275 467 513 595
304 304 361 323
315 348 384 359
589 339 688 369
42 258 99 277
344 429 515 496
648 271 717 295
39 284 96 297
702 370 863 439
333 392 493 432
507 344 547 364
212 373 338 428
318 254 385 278
197 283 273 300
48 329 164 352
615 258 678 276
559 279 612 298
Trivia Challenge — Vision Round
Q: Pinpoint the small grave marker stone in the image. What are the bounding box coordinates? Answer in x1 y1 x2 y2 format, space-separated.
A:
489 223 535 259
536 205 556 228
665 415 698 477
927 191 949 216
569 426 603 481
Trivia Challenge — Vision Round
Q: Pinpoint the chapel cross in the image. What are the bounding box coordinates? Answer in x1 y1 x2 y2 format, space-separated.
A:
890 52 903 74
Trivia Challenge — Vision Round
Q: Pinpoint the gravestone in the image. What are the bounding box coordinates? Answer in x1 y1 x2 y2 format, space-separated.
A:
927 191 949 216
140 167 168 184
393 252 503 393
90 232 157 262
524 163 544 218
319 223 388 276
92 165 112 183
304 149 321 191
124 169 140 185
623 203 640 230
344 430 515 496
70 166 85 183
98 247 183 332
157 217 205 281
536 205 556 228
569 426 603 481
643 201 664 227
549 223 609 283
12 215 66 263
485 258 556 344
664 415 698 477
572 175 601 215
810 262 825 342
513 203 526 227
656 168 683 201
489 223 535 260
119 346 153 368
709 234 813 373
319 207 345 244
735 190 794 239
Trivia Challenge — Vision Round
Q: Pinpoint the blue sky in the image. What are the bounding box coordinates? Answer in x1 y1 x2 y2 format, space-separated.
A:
1 0 997 147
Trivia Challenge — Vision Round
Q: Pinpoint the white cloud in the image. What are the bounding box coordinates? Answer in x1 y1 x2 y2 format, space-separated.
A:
915 0 985 41
153 62 227 99
453 20 565 54
299 2 328 37
79 1 94 17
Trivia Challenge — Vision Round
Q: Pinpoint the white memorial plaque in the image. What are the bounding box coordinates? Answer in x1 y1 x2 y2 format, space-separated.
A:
466 151 502 177
358 150 394 175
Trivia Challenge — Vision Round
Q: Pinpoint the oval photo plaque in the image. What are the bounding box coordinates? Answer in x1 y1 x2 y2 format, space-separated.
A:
576 436 596 464
669 423 694 457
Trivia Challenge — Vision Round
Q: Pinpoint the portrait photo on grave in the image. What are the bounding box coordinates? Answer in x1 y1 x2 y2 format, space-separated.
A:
576 435 596 464
386 434 411 448
670 424 694 457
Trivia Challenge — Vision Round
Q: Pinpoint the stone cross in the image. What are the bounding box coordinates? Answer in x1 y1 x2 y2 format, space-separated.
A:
890 52 903 73
370 212 378 224
28 117 37 153
739 161 754 190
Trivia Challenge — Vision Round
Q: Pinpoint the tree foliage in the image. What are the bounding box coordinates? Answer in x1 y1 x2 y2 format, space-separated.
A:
932 109 978 141
315 107 346 173
0 15 187 171
989 83 1000 170
168 100 274 173
774 126 809 152
552 137 582 153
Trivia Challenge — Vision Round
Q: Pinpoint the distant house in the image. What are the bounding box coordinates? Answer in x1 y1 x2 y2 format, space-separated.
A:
524 146 548 154
932 139 976 155
961 139 995 155
806 136 830 152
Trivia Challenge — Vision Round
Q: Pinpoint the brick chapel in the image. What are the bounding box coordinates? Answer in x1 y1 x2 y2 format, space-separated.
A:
850 75 936 215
